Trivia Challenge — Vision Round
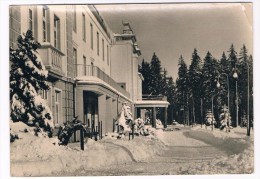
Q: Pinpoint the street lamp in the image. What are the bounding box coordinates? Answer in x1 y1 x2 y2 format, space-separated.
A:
233 69 238 127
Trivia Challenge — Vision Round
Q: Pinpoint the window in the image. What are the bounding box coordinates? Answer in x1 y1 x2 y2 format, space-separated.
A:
102 39 104 61
107 45 109 66
54 15 60 49
97 32 99 56
83 56 86 75
41 89 48 100
28 9 33 31
42 7 47 42
55 90 61 124
73 48 77 76
82 13 86 41
73 6 76 32
90 23 93 49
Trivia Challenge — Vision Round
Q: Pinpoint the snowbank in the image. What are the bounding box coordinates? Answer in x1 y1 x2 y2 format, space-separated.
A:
10 122 167 176
178 127 254 174
101 134 166 162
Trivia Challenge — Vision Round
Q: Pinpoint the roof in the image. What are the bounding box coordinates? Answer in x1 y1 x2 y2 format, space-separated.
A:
76 76 132 103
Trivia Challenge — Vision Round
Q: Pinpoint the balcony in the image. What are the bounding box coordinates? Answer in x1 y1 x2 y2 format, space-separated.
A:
75 64 130 98
38 43 65 79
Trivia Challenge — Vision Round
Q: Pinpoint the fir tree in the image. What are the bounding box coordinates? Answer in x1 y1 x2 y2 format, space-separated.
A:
139 59 151 95
227 44 238 126
238 45 250 125
176 55 189 124
149 53 163 95
201 51 220 121
10 30 54 135
188 49 202 124
218 52 230 109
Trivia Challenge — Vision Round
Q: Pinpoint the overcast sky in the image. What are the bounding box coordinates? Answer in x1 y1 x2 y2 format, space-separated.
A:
96 3 252 80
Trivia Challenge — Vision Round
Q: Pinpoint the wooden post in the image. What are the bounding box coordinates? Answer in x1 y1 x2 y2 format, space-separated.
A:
80 128 84 151
153 107 156 128
95 126 98 141
112 118 115 132
98 121 100 140
132 123 134 140
100 121 103 139
164 107 168 128
91 119 94 139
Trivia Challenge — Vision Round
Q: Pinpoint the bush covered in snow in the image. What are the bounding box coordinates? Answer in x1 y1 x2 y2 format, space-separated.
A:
10 30 53 136
57 117 87 145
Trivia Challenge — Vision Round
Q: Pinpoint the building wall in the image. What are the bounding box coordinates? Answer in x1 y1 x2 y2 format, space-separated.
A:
111 40 133 96
13 5 72 126
9 6 21 48
111 40 141 103
72 5 112 77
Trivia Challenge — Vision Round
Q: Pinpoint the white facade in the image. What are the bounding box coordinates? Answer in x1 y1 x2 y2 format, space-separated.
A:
10 5 144 139
72 5 112 76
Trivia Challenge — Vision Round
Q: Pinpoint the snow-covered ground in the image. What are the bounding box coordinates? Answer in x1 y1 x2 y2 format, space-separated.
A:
10 122 254 176
10 122 165 176
181 125 254 174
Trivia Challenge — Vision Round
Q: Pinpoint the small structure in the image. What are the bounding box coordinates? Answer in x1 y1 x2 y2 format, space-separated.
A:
134 95 169 128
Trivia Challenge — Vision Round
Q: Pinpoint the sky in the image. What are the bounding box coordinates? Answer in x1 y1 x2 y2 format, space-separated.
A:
96 3 253 80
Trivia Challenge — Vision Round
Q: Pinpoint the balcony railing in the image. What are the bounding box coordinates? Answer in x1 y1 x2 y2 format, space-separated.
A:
75 64 130 98
38 43 65 78
141 95 167 101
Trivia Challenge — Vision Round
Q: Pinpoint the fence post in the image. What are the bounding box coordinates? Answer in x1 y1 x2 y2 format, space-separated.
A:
113 118 115 132
100 121 103 139
98 121 101 140
95 126 98 141
91 119 94 139
132 123 134 140
80 128 84 151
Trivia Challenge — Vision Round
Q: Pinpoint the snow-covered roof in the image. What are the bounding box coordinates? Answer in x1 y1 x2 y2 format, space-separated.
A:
76 76 132 103
135 100 169 108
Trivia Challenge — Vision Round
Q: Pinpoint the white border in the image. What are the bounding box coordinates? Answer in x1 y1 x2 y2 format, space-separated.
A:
1 1 259 179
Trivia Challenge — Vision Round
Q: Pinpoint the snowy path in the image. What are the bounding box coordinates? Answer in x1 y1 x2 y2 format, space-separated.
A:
60 127 229 176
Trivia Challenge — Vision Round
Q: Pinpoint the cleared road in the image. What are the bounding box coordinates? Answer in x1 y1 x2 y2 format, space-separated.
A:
64 127 228 176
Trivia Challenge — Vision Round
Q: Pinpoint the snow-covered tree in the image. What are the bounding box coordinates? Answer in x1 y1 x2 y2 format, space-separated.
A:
201 51 220 121
150 52 163 95
188 49 202 124
10 30 54 136
139 59 151 95
176 55 189 124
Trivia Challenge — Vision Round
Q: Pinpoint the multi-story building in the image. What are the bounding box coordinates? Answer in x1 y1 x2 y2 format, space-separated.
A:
111 22 142 108
9 5 144 140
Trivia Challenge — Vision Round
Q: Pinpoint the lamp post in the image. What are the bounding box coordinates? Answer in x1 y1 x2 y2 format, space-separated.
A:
233 69 238 127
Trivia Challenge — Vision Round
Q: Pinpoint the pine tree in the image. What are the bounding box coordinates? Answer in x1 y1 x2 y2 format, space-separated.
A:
188 49 202 124
238 45 250 125
10 30 54 136
228 44 238 69
201 51 220 122
139 59 151 95
149 53 163 95
227 44 238 126
176 55 189 124
165 76 176 124
248 55 253 124
218 52 230 109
